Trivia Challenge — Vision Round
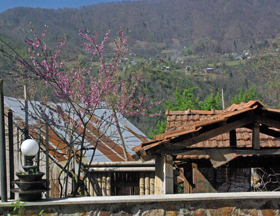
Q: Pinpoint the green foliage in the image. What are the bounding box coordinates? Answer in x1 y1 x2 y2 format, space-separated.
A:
16 170 25 174
199 92 222 110
16 169 39 175
165 87 222 112
149 86 262 138
181 47 193 56
175 182 184 194
9 198 44 216
9 198 27 216
148 87 222 138
149 120 167 138
228 86 258 105
164 87 200 111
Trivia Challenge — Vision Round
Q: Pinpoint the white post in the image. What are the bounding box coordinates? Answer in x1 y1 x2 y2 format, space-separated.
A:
222 89 225 110
154 155 173 194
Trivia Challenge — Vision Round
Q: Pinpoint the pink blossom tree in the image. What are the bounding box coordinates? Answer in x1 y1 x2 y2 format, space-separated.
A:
0 23 159 197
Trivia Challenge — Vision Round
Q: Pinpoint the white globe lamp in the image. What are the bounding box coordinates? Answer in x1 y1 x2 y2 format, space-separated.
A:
21 139 39 171
21 139 39 156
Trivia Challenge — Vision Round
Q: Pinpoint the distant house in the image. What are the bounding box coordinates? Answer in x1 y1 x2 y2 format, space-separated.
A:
236 55 243 60
203 68 214 73
161 66 170 70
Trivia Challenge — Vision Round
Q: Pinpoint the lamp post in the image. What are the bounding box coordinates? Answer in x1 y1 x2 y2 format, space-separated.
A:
21 139 39 173
11 139 48 201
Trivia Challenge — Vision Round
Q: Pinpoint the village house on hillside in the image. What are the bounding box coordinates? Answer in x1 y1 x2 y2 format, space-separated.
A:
133 101 280 194
202 68 214 74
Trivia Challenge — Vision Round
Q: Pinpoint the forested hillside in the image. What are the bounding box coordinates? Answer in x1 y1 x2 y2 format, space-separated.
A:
1 0 280 135
1 0 280 55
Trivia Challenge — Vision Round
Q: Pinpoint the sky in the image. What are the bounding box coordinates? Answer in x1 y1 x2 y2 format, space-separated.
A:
0 0 123 13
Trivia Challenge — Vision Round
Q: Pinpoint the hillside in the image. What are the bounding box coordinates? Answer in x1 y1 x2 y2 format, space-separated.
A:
1 0 280 134
1 0 280 56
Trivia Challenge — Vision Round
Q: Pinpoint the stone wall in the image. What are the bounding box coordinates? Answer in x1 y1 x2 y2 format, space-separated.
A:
0 192 280 216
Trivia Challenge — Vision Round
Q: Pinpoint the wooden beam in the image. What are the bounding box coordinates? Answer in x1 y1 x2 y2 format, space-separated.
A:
253 122 260 150
165 149 209 156
164 148 280 157
163 149 208 156
207 149 238 168
257 115 280 129
139 149 154 161
234 149 280 155
167 149 238 168
259 125 280 138
168 115 255 149
229 130 237 147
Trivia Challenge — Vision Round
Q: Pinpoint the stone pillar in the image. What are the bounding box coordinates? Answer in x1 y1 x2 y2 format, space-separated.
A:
154 155 173 194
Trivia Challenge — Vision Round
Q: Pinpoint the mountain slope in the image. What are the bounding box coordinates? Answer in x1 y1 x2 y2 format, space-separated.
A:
1 0 280 55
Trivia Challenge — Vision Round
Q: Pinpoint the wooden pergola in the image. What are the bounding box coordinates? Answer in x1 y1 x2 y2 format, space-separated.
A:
133 101 280 194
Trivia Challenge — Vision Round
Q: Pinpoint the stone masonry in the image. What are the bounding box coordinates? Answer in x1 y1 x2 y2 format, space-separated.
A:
0 192 280 215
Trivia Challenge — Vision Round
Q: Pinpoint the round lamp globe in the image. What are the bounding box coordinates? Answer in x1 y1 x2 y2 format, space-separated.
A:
21 139 39 156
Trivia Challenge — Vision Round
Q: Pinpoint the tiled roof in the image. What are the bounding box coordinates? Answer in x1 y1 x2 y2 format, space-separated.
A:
224 100 265 112
164 109 223 133
133 100 280 161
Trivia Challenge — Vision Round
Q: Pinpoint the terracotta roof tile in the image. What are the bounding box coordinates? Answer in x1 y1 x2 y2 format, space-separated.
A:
135 100 280 161
225 100 264 112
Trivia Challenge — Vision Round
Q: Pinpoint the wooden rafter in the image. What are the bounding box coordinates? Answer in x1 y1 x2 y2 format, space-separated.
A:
167 114 255 150
257 115 280 129
259 125 280 138
161 148 280 157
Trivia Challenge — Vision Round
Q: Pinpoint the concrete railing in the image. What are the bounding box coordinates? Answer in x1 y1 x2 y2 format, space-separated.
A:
1 192 280 215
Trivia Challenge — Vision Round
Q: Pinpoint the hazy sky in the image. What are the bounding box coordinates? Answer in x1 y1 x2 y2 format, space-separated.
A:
0 0 123 13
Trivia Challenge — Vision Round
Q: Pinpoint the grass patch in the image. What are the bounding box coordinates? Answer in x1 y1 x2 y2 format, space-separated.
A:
208 59 247 67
